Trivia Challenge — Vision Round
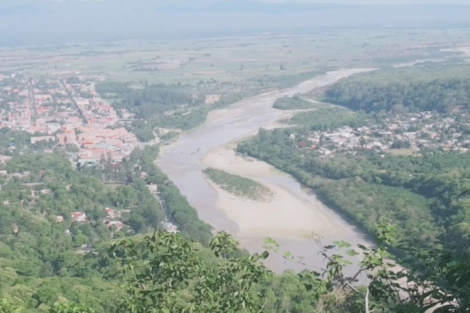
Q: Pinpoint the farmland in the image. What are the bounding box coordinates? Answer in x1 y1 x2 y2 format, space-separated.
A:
1 28 468 87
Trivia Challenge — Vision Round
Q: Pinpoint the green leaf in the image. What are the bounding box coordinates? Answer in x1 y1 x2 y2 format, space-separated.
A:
261 251 269 259
346 249 359 257
333 240 351 249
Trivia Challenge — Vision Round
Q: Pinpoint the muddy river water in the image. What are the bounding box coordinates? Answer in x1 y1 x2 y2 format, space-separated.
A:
158 69 373 277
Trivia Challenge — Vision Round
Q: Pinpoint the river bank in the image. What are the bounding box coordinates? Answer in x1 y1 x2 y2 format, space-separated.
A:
201 144 347 240
158 69 374 274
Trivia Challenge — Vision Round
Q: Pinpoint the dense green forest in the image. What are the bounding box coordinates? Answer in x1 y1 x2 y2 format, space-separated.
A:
287 106 371 132
2 226 469 313
0 148 210 311
0 153 142 312
325 64 470 113
6 150 465 312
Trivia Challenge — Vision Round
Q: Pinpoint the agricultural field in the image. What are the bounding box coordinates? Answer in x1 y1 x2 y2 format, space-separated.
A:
1 28 469 87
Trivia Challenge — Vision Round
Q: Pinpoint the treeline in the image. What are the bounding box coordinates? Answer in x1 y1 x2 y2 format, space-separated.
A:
96 82 200 116
97 81 202 141
130 90 257 142
0 127 56 155
124 147 213 245
325 64 470 113
0 128 31 153
238 128 438 246
252 69 327 89
273 95 319 110
288 107 371 132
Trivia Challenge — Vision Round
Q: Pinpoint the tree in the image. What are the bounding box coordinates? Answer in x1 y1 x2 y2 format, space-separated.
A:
2 226 470 313
111 232 270 313
49 303 94 313
0 267 17 289
0 299 23 313
266 221 470 312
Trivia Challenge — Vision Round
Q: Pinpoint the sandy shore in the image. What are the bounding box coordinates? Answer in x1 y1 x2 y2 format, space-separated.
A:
206 107 243 123
202 145 407 283
201 144 348 240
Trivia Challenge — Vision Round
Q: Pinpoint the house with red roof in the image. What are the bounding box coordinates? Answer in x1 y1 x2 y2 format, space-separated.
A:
71 212 87 223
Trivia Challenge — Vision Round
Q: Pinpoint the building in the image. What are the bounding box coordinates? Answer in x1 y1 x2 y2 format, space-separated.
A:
0 156 12 163
147 184 158 194
71 212 87 222
105 208 116 219
31 136 56 144
47 123 61 134
163 222 178 234
107 221 125 232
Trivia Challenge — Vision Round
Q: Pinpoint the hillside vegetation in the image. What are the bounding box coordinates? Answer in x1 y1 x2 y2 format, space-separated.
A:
6 151 462 313
3 225 470 313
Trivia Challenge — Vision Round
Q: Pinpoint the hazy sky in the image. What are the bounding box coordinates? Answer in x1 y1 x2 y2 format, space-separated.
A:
1 0 469 44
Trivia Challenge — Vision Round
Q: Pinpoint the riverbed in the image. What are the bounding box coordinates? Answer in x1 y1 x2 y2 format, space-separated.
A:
158 69 373 277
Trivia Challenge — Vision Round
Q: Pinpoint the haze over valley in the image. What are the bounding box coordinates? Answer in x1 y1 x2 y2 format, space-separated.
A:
1 1 470 312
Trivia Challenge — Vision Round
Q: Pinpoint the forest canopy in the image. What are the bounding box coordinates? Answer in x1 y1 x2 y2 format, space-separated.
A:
325 64 470 113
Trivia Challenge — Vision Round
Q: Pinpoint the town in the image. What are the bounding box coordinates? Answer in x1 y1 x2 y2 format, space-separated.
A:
0 72 178 246
294 111 470 157
0 72 145 164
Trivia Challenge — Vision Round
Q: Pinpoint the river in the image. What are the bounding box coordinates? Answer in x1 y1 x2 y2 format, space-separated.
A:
158 69 373 277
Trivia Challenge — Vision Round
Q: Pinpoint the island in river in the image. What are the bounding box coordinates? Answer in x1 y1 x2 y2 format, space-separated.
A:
158 69 373 276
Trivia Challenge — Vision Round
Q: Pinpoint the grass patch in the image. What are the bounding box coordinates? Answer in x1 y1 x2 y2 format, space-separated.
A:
203 168 273 202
